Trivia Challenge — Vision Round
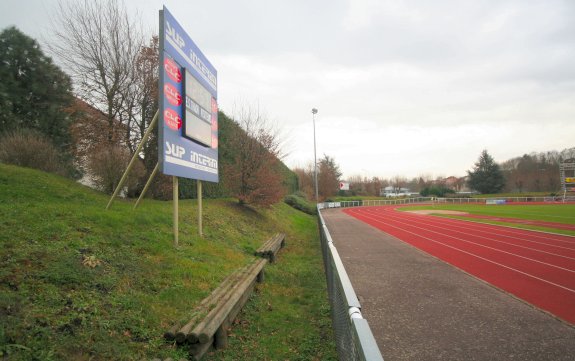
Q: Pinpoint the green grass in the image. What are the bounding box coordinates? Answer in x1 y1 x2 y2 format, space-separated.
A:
469 192 552 198
399 203 575 236
0 164 336 360
284 193 317 215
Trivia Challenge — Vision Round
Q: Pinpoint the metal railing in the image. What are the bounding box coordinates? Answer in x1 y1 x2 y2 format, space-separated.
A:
317 206 384 361
319 197 433 209
318 196 575 210
434 196 575 203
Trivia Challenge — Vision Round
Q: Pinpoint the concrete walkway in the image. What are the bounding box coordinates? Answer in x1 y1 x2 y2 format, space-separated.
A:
321 208 575 361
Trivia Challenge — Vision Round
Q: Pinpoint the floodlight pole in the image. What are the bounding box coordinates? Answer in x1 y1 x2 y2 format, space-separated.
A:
312 108 319 202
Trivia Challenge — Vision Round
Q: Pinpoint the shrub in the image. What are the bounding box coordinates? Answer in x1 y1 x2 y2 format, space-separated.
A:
87 145 145 195
420 186 455 197
292 190 308 199
284 194 317 215
0 129 66 175
145 173 175 201
325 197 364 204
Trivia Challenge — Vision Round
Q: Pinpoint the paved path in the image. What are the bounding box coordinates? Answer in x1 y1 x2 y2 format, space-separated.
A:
321 208 575 361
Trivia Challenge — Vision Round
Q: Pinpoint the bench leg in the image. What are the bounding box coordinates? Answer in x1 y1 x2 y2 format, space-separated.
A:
214 323 228 349
190 337 213 360
257 269 265 283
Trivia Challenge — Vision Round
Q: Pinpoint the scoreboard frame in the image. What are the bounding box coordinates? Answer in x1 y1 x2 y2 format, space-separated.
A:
158 6 219 183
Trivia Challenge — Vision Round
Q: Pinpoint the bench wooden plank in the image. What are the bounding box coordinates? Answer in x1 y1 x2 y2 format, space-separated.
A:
165 252 271 359
255 233 286 263
193 258 267 344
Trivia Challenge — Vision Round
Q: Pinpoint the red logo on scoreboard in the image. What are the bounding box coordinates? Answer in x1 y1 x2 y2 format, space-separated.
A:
164 58 182 83
164 108 182 130
164 83 182 106
211 98 218 131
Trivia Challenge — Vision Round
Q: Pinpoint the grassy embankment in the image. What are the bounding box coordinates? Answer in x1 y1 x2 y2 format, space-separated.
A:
0 164 336 360
399 203 575 236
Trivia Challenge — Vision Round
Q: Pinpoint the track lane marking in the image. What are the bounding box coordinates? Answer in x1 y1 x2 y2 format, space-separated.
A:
393 207 575 245
361 209 575 261
354 209 575 277
360 206 575 247
345 208 575 294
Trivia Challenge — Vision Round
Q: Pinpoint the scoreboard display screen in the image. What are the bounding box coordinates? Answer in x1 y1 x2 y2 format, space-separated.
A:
184 70 213 147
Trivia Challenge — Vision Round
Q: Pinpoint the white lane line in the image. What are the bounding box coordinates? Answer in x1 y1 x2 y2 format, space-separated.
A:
346 209 575 294
362 209 575 261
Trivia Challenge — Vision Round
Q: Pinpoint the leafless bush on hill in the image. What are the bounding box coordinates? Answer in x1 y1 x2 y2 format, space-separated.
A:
87 145 145 195
224 106 286 207
0 129 66 175
293 163 315 200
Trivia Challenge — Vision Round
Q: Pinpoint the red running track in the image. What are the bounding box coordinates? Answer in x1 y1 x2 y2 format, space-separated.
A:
343 205 575 324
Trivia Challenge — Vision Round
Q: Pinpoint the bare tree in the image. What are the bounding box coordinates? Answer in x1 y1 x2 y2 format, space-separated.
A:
120 36 158 154
345 175 383 196
561 147 575 160
497 149 575 193
366 176 383 196
119 35 159 180
391 175 407 193
347 174 365 195
293 163 315 199
50 0 144 145
223 106 286 206
318 154 341 200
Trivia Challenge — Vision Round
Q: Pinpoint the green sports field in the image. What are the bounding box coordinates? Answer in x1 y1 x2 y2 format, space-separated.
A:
399 203 575 236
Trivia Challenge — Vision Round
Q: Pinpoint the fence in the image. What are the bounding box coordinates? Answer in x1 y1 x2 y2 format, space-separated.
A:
434 196 575 203
317 206 384 361
318 196 575 210
324 197 433 209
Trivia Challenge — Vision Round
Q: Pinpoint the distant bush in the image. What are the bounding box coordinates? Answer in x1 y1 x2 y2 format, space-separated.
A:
284 193 317 215
292 190 308 199
444 193 471 198
148 173 174 201
420 186 455 197
326 197 364 203
0 129 67 176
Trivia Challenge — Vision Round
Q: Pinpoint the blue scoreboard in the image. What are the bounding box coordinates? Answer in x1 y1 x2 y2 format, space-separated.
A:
159 6 218 182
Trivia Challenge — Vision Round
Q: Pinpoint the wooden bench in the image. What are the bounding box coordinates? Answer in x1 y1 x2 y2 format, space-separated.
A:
164 258 267 360
254 233 286 263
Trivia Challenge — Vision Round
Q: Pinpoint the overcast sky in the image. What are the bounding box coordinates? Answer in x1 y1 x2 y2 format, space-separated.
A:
2 0 574 179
